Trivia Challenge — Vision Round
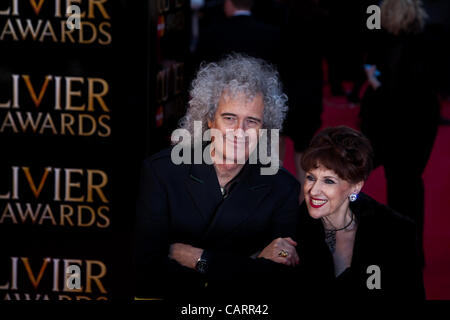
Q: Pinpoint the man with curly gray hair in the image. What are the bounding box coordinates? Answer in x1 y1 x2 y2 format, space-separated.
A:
135 54 301 301
179 53 287 136
173 53 287 175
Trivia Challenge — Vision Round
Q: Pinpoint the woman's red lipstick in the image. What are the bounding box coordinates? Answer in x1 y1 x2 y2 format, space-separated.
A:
309 197 327 208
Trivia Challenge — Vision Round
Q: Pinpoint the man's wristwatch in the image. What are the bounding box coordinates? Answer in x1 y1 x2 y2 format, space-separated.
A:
195 252 208 274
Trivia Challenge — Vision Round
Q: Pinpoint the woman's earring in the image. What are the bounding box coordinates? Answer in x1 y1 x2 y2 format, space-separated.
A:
349 193 358 202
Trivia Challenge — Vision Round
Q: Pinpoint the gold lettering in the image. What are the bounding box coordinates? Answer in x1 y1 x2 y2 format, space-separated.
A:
16 202 42 223
65 168 84 202
60 20 75 43
77 205 95 227
29 0 46 16
38 204 57 225
61 113 75 135
98 114 110 137
0 112 19 132
38 20 57 42
89 0 110 19
78 114 96 136
87 170 108 203
0 203 18 224
98 21 111 45
54 76 62 110
85 260 107 293
87 78 109 112
0 3 11 15
60 204 74 226
96 206 110 228
22 75 52 108
16 111 43 133
15 19 43 41
38 113 58 134
65 77 85 111
0 19 18 41
79 21 97 44
55 0 62 17
21 257 51 289
22 166 52 199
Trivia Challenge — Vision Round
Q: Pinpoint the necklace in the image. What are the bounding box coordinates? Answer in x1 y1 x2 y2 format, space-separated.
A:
323 210 354 254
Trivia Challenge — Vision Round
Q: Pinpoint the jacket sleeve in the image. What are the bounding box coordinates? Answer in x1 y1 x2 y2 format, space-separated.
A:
133 159 170 299
203 180 300 283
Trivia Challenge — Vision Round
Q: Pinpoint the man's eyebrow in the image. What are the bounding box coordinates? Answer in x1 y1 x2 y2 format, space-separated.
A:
247 116 262 123
220 113 262 123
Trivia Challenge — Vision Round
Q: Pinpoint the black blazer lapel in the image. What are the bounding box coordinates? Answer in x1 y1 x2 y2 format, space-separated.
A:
185 162 223 222
201 164 271 243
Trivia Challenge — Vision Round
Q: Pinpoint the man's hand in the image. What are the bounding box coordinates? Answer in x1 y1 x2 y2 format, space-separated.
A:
169 243 203 269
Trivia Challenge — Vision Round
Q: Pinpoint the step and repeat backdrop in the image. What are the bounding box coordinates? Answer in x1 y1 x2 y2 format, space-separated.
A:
0 0 191 300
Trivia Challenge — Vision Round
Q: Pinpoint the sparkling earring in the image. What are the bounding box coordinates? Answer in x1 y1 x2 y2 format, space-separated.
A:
349 193 358 202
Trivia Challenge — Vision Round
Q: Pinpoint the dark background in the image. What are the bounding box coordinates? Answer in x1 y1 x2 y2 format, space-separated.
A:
1 0 449 302
0 0 191 300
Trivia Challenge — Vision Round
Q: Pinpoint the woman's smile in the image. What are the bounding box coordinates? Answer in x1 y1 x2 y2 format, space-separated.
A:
310 197 328 208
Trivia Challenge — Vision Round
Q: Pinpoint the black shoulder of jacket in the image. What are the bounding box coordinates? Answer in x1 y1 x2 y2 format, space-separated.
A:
145 147 173 162
141 146 180 174
351 192 416 229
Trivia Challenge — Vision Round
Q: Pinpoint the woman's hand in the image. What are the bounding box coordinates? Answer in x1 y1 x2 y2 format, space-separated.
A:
258 237 299 266
169 243 203 269
365 65 381 90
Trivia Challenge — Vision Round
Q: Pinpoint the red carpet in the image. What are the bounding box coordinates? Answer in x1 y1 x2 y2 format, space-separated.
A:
283 83 450 300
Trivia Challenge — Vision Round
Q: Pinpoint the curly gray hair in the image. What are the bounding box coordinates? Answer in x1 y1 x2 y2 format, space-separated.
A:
178 54 288 137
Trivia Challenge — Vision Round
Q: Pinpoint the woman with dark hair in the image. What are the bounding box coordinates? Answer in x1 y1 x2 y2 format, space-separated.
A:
263 126 425 300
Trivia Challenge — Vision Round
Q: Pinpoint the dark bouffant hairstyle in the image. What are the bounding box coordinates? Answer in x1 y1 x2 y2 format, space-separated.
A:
301 126 374 184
